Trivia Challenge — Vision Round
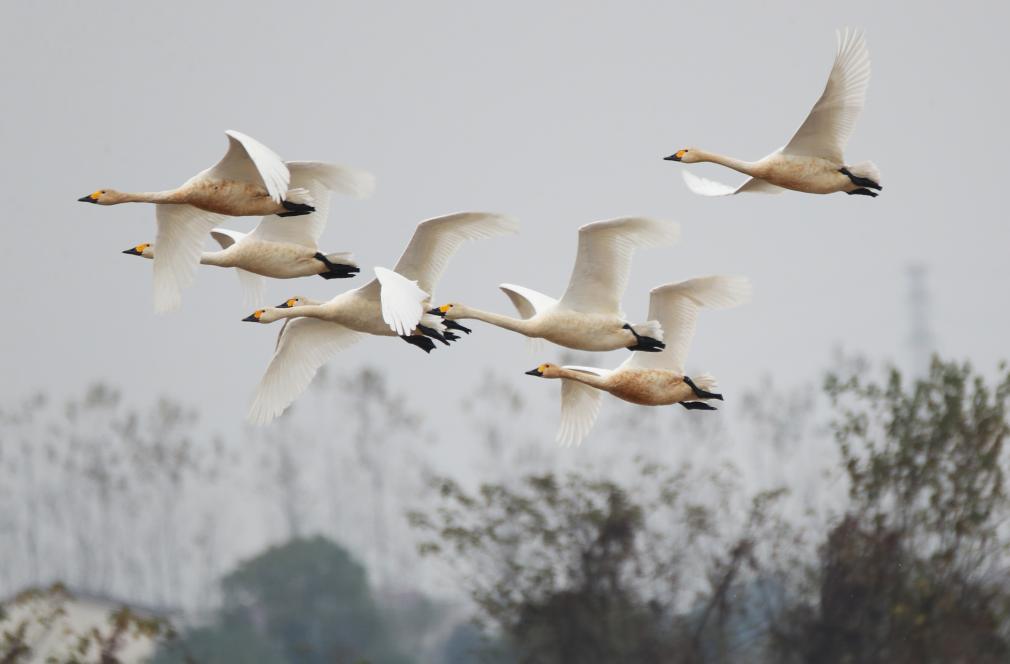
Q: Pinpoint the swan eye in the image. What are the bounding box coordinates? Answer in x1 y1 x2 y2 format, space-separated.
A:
538 364 548 372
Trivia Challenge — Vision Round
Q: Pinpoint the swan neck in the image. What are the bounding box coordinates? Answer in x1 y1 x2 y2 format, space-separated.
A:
122 190 183 204
199 250 231 267
698 150 755 175
459 307 531 334
558 368 608 389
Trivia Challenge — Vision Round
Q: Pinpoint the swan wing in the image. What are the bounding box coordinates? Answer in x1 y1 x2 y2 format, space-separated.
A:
209 227 247 249
390 212 518 298
249 162 376 248
682 171 786 197
499 284 558 319
374 266 429 336
557 366 609 447
559 217 680 315
205 130 290 203
235 268 266 309
248 318 361 424
782 29 871 162
152 204 228 313
621 276 752 373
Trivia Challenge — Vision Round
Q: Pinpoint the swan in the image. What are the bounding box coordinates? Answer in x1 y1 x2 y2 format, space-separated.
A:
666 29 881 198
429 217 679 352
78 130 374 312
243 211 518 424
525 275 751 446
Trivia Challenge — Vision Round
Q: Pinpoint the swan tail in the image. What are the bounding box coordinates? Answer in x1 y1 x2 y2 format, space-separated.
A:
323 251 358 268
278 187 316 217
690 373 719 396
846 161 882 188
630 319 663 342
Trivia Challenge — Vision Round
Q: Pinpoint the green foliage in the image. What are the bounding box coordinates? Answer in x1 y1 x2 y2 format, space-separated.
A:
156 537 409 664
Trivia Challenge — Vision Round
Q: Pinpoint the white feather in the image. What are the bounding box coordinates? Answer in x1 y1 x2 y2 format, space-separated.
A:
152 204 227 313
374 266 429 336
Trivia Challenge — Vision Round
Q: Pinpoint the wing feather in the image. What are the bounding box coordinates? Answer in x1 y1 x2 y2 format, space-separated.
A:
782 29 871 161
499 284 558 319
248 319 361 424
558 217 679 315
152 204 228 313
621 276 751 373
682 171 786 197
557 368 608 447
374 266 429 336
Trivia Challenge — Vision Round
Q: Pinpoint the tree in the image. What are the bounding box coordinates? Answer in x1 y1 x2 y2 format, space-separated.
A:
770 358 1010 663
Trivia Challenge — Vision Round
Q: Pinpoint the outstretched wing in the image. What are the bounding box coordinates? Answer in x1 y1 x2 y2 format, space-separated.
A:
389 212 518 298
374 266 429 335
152 204 228 313
204 130 290 203
557 366 609 447
559 217 679 315
782 29 871 162
621 276 751 373
249 162 376 248
498 284 558 319
209 227 247 249
682 171 786 197
248 319 361 425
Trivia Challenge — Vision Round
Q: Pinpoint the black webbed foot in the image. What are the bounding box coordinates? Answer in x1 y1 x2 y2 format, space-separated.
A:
314 253 360 279
681 401 718 411
683 375 723 401
846 187 878 197
417 324 450 346
622 323 666 352
400 335 435 353
442 319 471 335
443 330 460 342
839 167 882 191
277 200 316 217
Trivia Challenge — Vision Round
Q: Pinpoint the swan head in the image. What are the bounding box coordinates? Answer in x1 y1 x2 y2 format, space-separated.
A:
663 148 700 163
427 303 460 319
122 243 153 259
276 296 311 309
242 308 285 324
525 363 561 379
77 189 126 205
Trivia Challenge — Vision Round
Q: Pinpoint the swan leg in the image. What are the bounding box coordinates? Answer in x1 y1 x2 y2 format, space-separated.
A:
680 401 718 411
417 324 451 346
846 187 878 197
400 334 436 353
313 253 361 280
622 323 666 353
277 200 317 217
683 375 723 401
839 167 882 191
442 319 472 335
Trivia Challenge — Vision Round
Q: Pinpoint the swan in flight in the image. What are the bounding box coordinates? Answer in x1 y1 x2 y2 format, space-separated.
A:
525 276 751 447
666 29 881 198
244 212 518 424
429 217 679 352
78 130 374 312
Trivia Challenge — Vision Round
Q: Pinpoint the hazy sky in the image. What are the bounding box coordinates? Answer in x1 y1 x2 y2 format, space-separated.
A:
2 1 1007 437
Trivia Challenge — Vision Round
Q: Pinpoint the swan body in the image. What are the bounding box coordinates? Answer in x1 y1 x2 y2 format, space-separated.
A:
526 276 752 446
431 217 679 352
79 131 374 312
668 29 881 198
244 212 518 424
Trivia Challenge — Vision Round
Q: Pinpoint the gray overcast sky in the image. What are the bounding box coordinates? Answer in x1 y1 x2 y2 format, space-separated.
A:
1 1 1007 434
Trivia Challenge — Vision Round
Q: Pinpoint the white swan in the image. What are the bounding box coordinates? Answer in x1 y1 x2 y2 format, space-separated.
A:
244 212 518 424
429 217 679 352
525 276 751 447
666 29 881 198
78 130 374 312
119 158 372 308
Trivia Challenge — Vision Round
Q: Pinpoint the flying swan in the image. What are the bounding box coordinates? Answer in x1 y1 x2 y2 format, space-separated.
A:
525 275 751 447
429 217 679 352
243 212 518 424
666 29 881 198
78 130 374 311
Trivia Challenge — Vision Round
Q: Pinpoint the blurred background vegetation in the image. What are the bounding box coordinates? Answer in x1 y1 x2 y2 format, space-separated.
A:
3 356 1010 663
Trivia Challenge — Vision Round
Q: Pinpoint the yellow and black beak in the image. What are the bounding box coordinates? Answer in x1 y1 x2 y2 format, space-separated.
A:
78 193 100 203
242 310 264 322
663 150 685 162
276 298 297 309
122 245 145 256
525 367 544 377
427 306 445 316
